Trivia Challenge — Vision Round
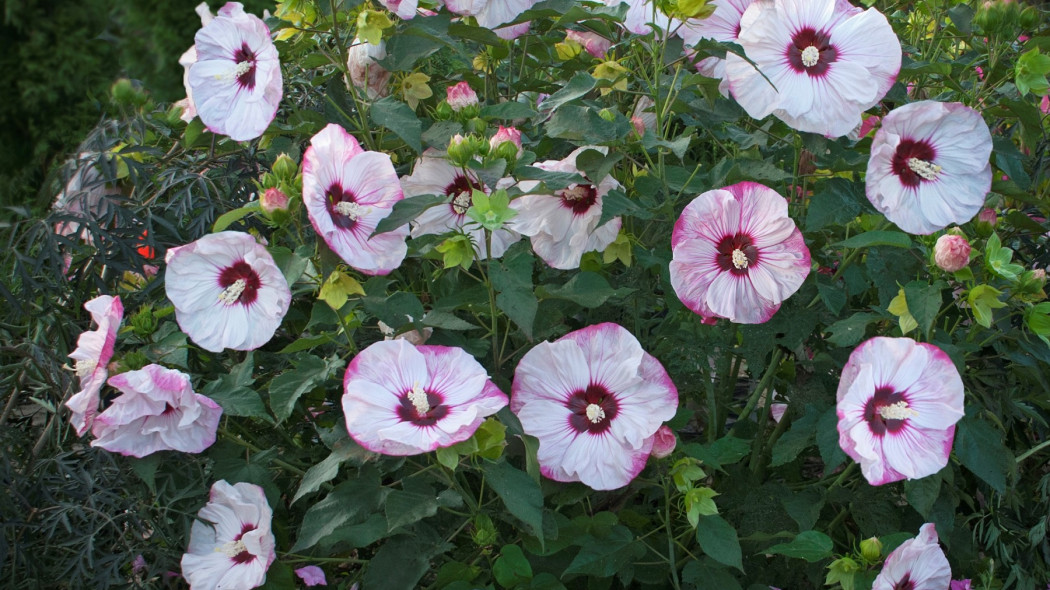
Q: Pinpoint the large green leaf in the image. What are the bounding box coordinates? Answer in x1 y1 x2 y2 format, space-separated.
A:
370 97 422 152
269 354 344 424
695 515 743 571
764 531 834 562
956 415 1014 493
485 460 546 549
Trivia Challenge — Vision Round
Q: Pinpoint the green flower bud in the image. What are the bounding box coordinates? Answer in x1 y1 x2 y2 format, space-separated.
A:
447 134 475 167
598 108 617 122
271 153 298 180
860 537 883 562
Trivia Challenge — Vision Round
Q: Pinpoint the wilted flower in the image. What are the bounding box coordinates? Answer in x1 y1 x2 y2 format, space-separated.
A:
872 523 951 590
187 2 282 141
866 101 993 235
725 0 901 137
342 340 508 455
445 0 538 39
294 565 327 587
181 481 276 590
677 0 754 96
66 295 124 436
651 425 677 458
934 234 971 272
446 81 479 112
303 124 409 275
836 337 964 486
669 182 811 324
92 365 222 457
511 323 679 490
347 37 392 100
566 30 612 58
165 231 292 352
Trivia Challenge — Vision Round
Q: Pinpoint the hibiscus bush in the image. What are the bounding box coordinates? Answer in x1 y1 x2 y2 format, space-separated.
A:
3 0 1050 588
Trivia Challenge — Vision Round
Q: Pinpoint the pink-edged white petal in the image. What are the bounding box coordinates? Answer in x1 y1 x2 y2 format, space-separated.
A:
670 182 810 324
445 0 538 39
836 337 964 486
607 0 678 36
66 295 124 436
677 0 755 96
303 124 409 275
379 0 418 19
865 101 993 235
187 2 282 141
342 340 508 455
182 480 276 590
511 323 678 490
873 523 952 590
91 364 222 457
165 231 291 353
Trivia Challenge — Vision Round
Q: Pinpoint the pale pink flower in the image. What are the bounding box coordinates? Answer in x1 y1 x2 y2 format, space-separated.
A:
566 30 611 58
975 65 984 80
446 81 479 112
725 0 901 137
445 0 538 39
651 425 677 458
873 523 951 590
951 580 972 590
669 181 811 324
511 323 679 490
401 150 520 258
181 481 276 590
91 365 222 457
632 96 657 135
165 231 291 353
294 565 327 586
66 295 123 436
866 101 992 235
511 146 622 270
489 125 523 157
677 0 755 97
303 124 409 275
175 3 216 123
1041 94 1049 115
347 38 391 100
934 234 971 272
187 2 282 141
850 114 880 140
379 0 418 19
341 340 508 455
607 0 677 36
837 337 964 486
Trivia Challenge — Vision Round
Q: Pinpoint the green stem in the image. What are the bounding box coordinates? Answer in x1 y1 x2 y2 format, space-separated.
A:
664 478 682 590
1017 438 1050 464
727 348 783 439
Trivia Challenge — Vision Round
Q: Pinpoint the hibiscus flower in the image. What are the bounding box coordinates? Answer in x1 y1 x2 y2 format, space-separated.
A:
836 337 965 486
342 340 508 455
511 323 678 490
866 101 993 235
303 124 409 275
724 0 901 137
669 181 811 324
445 0 538 40
873 523 952 590
66 295 123 436
677 0 755 97
165 231 292 353
606 0 677 36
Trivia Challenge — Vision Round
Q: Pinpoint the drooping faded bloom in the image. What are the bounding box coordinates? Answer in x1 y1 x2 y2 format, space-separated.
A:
445 0 538 39
669 181 811 324
342 340 508 455
92 364 222 457
725 0 901 137
181 480 276 590
872 523 952 590
511 146 622 270
866 101 993 235
511 323 679 490
165 231 292 353
347 38 391 100
402 149 520 258
187 2 282 141
934 234 971 272
66 295 124 436
836 337 964 486
303 123 409 275
677 0 755 96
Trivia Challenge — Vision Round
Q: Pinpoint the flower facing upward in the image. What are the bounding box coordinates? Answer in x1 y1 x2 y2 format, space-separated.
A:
401 150 521 258
934 234 971 272
66 295 123 436
511 146 622 270
511 323 678 490
165 231 291 353
342 340 508 455
303 123 409 275
181 480 276 590
866 101 993 235
92 364 222 457
836 337 964 486
872 523 952 590
669 182 811 324
187 2 282 141
725 0 901 137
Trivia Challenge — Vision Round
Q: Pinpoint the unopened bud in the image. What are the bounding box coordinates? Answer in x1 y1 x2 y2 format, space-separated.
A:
465 117 487 135
489 126 522 156
934 234 971 273
651 425 676 459
448 134 475 167
434 101 454 120
272 153 298 180
261 187 290 215
859 537 882 562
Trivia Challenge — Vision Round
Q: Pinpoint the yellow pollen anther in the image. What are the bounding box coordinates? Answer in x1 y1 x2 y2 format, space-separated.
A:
907 158 942 181
801 46 820 67
585 403 606 424
878 401 917 421
452 191 472 215
334 201 369 220
408 382 430 415
216 539 248 558
218 279 247 305
731 248 749 270
73 359 97 378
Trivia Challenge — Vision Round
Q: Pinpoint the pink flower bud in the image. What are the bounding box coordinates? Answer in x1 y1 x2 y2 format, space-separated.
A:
856 115 881 138
651 425 676 459
446 81 479 112
978 208 997 226
975 66 984 80
565 30 611 58
1041 95 1050 115
261 187 289 214
934 234 971 272
347 38 391 100
489 125 523 158
1033 268 1046 281
295 565 327 587
631 116 646 137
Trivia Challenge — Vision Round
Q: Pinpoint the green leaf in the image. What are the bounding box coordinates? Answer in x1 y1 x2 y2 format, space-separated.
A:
362 537 432 590
257 561 295 590
805 178 865 231
598 188 650 228
370 97 422 152
201 354 269 419
482 102 538 120
904 473 941 518
213 202 260 232
967 284 1007 328
493 544 534 588
542 272 633 308
385 487 439 532
683 436 751 470
956 416 1014 493
269 245 312 286
537 72 595 115
436 235 475 270
575 149 623 186
292 436 370 504
363 290 426 331
489 244 537 339
269 354 344 424
764 530 834 562
485 460 546 549
373 193 445 236
563 525 644 577
816 407 847 473
824 313 879 347
696 515 743 571
770 405 820 467
318 269 365 310
514 166 587 190
781 488 825 532
682 558 742 590
546 105 631 143
422 310 477 331
903 281 944 339
292 468 386 551
836 231 912 249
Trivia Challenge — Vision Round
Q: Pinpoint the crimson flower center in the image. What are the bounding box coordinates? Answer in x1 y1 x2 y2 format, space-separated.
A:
567 384 619 434
220 523 258 564
558 184 598 215
396 382 449 427
893 574 915 590
787 28 837 76
217 260 261 306
891 139 940 188
444 174 479 216
863 387 915 436
715 233 759 276
232 43 258 90
326 183 370 230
